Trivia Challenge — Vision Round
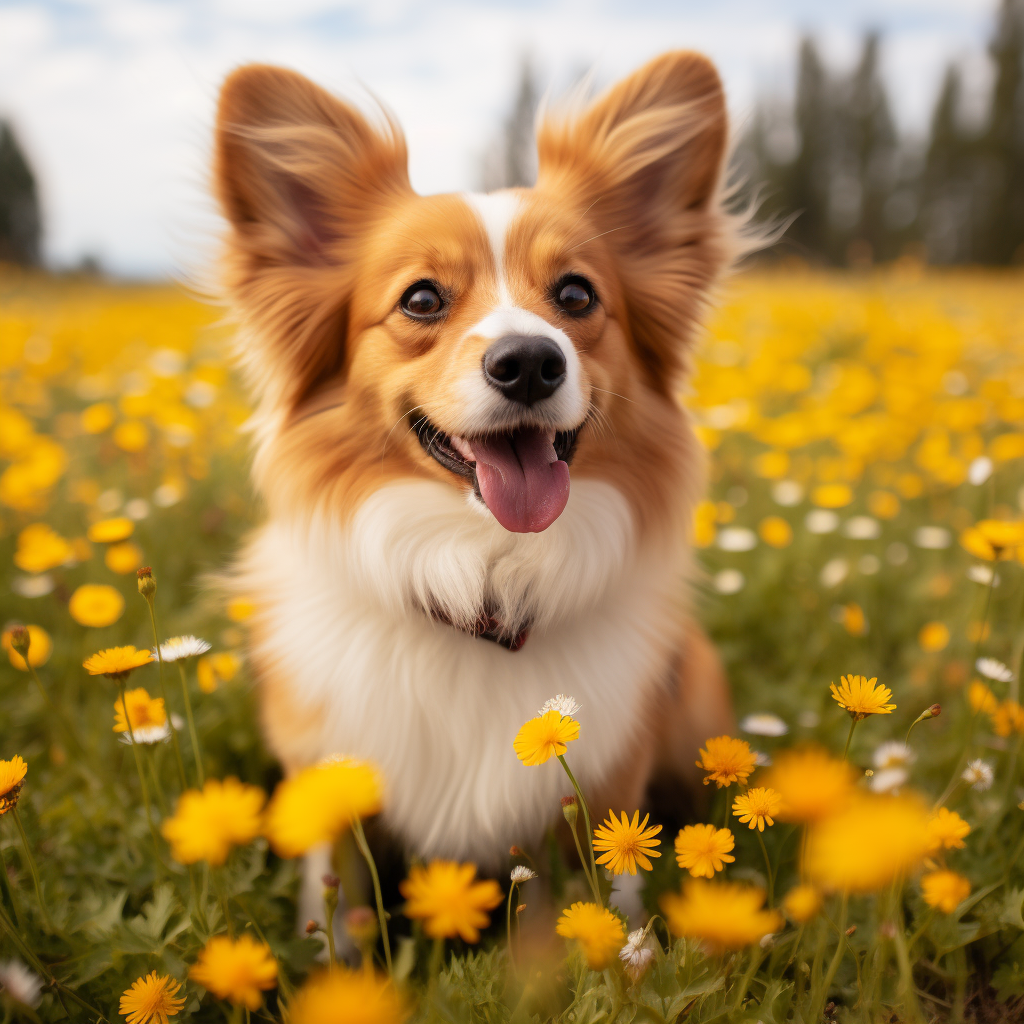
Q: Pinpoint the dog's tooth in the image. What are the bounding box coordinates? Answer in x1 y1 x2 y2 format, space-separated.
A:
450 434 476 461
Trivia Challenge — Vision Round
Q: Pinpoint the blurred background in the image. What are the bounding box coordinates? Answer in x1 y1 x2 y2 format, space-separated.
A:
0 0 1021 278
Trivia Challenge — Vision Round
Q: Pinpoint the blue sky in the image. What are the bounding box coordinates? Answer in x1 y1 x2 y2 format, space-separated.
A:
0 0 1000 275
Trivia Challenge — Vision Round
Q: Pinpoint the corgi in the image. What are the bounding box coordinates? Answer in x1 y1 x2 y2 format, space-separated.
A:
213 51 739 926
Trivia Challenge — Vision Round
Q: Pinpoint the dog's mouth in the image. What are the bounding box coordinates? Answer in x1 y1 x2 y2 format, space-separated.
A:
414 416 582 533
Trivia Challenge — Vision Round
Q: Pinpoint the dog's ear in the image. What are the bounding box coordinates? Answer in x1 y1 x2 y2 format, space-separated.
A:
536 52 730 389
214 65 410 408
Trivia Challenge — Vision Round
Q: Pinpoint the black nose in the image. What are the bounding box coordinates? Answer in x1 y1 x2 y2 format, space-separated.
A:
482 335 567 406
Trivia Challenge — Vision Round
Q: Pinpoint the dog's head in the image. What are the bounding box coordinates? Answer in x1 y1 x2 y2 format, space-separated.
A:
215 53 733 537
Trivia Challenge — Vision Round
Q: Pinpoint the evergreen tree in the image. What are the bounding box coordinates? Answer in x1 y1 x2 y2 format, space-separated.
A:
480 59 539 191
0 120 41 266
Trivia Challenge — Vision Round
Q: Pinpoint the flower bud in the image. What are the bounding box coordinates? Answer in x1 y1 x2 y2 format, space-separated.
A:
344 906 378 943
321 874 340 890
927 703 941 718
509 845 523 858
9 625 30 659
137 567 156 598
561 795 578 827
305 919 319 935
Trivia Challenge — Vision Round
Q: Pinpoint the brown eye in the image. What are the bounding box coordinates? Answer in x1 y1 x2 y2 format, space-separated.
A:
555 277 594 314
401 281 443 318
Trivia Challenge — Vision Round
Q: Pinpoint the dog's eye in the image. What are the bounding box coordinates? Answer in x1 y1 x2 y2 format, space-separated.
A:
401 282 443 318
555 277 595 315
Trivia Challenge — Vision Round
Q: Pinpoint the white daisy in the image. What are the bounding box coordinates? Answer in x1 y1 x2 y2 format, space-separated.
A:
510 866 537 884
539 694 581 718
118 713 182 746
976 657 1014 683
962 759 994 792
0 960 42 1008
740 713 788 737
158 635 212 662
619 929 655 981
873 741 916 771
869 768 908 793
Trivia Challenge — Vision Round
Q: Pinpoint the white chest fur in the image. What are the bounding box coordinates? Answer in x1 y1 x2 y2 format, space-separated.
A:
245 479 684 866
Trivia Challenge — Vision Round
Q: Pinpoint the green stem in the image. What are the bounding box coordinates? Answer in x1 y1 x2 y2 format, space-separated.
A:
842 717 858 761
11 809 51 932
892 888 925 1024
732 946 763 1012
351 817 392 975
178 661 205 786
145 599 188 792
0 841 21 930
566 804 602 904
146 747 169 815
756 830 774 906
506 881 518 972
429 935 444 981
557 755 601 905
813 893 848 1017
234 893 294 1001
323 893 337 968
119 682 163 866
25 661 87 763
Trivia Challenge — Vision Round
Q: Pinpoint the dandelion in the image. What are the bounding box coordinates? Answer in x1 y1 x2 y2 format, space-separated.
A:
759 516 793 547
264 758 382 858
674 824 735 878
119 972 186 1024
992 700 1024 738
539 693 581 717
592 810 662 874
196 651 241 693
113 688 169 744
925 807 971 854
763 748 855 823
400 860 502 942
288 968 408 1024
510 866 537 884
619 928 655 981
189 934 277 1010
783 884 822 924
919 622 950 653
695 735 757 788
962 759 994 791
158 635 212 662
83 645 154 681
732 787 782 831
805 793 931 893
69 583 125 627
921 870 971 914
162 778 265 865
105 541 144 574
555 902 626 969
661 880 782 952
977 657 1014 683
829 674 896 720
739 712 788 737
87 516 134 543
513 709 580 766
2 624 51 670
0 960 42 1008
960 519 1024 561
0 756 27 817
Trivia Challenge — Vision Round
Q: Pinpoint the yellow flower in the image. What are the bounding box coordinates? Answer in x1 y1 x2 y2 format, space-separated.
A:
289 968 408 1024
196 652 241 693
555 901 626 969
162 778 266 865
512 709 580 766
83 645 154 680
674 824 735 878
763 748 856 823
805 793 930 893
400 861 503 942
2 624 52 670
783 884 822 924
759 516 793 548
13 523 74 573
80 402 116 435
113 420 149 452
265 758 383 858
69 584 125 627
960 519 1024 561
992 699 1024 738
592 810 662 874
695 736 757 788
811 483 853 508
968 680 998 715
925 808 971 854
829 674 895 720
189 934 277 1010
661 880 782 952
0 756 28 817
841 603 867 636
105 541 144 574
868 490 900 519
87 516 134 543
226 597 256 622
732 787 782 831
113 688 166 732
919 622 950 653
921 870 971 914
119 972 186 1024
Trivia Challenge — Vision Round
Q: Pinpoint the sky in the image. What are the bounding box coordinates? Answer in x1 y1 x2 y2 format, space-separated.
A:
0 0 1002 277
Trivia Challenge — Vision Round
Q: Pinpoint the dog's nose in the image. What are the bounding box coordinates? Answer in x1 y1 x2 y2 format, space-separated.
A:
482 335 566 406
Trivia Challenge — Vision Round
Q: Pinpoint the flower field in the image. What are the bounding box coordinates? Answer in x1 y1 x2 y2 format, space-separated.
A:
3 263 1024 1022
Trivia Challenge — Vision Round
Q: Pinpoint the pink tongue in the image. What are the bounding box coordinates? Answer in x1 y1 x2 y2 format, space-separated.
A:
469 428 570 533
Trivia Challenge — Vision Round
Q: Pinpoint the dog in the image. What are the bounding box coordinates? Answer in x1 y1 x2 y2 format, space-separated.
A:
213 50 739 929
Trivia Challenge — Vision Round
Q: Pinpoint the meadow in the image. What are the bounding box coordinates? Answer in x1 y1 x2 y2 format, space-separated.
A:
2 263 1024 1023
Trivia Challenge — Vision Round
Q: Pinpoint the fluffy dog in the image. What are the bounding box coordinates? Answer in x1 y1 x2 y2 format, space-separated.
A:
213 50 738 925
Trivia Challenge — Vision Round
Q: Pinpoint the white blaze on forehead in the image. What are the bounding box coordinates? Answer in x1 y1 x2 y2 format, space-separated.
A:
458 191 587 434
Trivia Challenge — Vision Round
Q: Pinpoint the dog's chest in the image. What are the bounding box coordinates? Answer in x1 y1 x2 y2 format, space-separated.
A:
246 481 684 863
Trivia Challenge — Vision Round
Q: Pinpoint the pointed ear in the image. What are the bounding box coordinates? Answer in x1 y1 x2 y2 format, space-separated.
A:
214 65 411 408
536 52 731 388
